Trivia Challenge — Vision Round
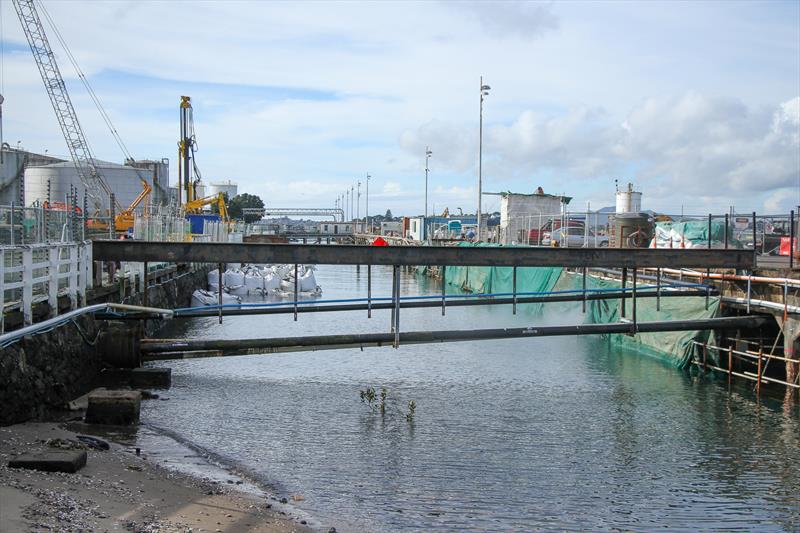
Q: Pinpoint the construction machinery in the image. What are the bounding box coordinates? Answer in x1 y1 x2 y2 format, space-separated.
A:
178 96 229 224
184 192 229 222
12 0 120 217
179 96 200 205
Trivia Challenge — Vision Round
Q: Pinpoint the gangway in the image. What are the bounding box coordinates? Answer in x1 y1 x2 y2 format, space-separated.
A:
242 207 345 221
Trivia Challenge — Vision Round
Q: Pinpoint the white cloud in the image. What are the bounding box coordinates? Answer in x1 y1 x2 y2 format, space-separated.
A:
400 94 800 210
1 1 798 215
764 188 799 213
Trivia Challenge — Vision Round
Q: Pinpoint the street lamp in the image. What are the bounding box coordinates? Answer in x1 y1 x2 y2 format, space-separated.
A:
366 173 371 233
425 147 432 219
425 147 433 242
478 77 490 241
351 185 355 221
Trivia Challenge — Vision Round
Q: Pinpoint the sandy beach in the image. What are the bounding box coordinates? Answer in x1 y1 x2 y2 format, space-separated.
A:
0 422 317 533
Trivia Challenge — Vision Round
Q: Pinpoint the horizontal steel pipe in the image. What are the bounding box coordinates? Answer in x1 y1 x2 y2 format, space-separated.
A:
92 240 754 269
141 316 768 357
96 289 715 320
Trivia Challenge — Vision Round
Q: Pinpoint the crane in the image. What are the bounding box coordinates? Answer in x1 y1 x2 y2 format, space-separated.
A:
12 0 120 216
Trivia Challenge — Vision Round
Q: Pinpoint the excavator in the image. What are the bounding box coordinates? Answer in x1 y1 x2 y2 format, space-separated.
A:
84 179 151 233
184 192 229 221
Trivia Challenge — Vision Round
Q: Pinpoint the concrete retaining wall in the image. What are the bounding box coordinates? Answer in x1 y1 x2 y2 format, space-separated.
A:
0 265 210 426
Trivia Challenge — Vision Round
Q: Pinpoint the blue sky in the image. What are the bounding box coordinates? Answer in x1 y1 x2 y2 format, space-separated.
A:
1 0 798 216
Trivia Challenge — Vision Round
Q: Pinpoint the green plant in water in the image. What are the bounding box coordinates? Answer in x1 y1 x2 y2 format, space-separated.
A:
360 387 377 411
406 400 416 422
360 386 416 424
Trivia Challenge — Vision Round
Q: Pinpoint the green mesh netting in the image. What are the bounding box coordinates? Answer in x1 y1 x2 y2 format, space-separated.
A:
553 271 719 368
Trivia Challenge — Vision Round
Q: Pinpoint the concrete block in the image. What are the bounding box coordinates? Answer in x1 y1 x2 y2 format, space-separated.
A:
8 450 87 473
98 368 133 388
85 390 142 425
130 367 172 388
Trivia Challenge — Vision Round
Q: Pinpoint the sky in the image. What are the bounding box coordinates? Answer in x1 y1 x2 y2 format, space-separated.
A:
0 0 798 217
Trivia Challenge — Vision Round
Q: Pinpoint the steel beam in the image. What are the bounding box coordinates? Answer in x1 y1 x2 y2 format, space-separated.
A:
92 241 754 269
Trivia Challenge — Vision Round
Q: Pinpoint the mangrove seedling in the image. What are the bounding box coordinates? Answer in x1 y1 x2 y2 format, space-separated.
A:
406 400 416 422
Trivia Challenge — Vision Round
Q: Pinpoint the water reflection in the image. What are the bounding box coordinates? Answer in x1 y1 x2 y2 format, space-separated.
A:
147 266 800 532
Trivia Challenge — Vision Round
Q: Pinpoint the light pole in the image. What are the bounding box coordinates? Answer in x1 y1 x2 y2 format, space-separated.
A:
478 77 490 241
351 185 355 221
425 147 432 241
357 181 361 228
366 173 371 233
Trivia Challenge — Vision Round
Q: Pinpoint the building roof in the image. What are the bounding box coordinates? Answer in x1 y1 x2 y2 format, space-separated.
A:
485 191 572 204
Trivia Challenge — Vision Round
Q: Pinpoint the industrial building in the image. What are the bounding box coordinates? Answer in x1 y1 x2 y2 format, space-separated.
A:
490 189 572 245
0 145 64 205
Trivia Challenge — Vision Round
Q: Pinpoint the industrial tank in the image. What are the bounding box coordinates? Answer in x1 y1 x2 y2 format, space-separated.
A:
207 179 238 199
24 159 167 211
615 182 642 214
612 212 652 248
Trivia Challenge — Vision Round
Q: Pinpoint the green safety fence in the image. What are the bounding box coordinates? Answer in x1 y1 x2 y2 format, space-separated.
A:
417 242 719 368
553 271 719 369
441 243 562 301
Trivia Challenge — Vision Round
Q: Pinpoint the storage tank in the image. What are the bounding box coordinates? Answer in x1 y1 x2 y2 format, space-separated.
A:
615 182 642 214
24 159 166 211
207 179 238 199
612 212 652 248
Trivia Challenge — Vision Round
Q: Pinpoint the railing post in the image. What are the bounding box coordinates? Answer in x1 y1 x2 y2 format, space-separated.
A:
68 244 78 310
724 213 729 249
790 210 795 270
512 265 517 315
22 246 33 325
394 264 401 348
620 267 627 318
756 347 763 395
143 261 149 308
294 264 299 321
367 264 372 318
0 248 5 334
77 243 87 306
441 265 446 316
656 267 661 312
746 278 751 314
582 266 587 314
727 345 733 386
702 342 708 373
753 211 764 268
218 263 223 324
48 245 58 317
632 268 637 333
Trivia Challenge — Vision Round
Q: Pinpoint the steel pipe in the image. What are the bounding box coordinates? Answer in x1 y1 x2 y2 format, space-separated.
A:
141 316 769 357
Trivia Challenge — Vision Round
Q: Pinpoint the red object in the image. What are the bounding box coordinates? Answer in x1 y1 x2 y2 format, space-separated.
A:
372 237 389 246
779 237 798 256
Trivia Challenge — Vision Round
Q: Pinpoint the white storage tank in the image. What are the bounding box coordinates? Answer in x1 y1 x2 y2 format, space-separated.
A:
207 179 238 199
24 159 167 211
615 182 642 214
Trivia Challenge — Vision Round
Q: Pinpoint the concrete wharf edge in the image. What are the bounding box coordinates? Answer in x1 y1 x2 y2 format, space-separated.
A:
92 240 755 269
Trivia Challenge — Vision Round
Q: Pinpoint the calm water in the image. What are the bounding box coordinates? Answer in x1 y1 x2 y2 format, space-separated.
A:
146 265 800 532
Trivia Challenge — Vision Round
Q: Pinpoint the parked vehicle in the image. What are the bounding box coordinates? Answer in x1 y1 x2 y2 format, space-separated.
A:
528 219 584 245
542 226 609 247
